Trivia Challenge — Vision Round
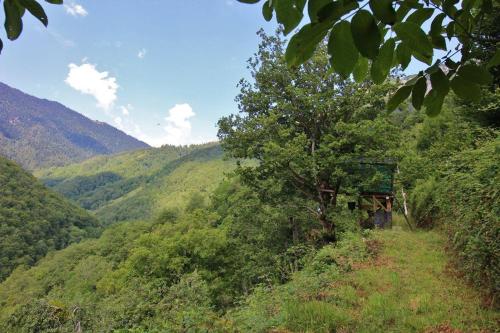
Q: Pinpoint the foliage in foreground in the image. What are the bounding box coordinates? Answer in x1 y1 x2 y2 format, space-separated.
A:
0 156 100 281
238 0 499 115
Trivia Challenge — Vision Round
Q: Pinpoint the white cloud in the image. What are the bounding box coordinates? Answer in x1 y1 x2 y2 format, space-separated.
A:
65 62 118 110
107 103 214 147
162 104 196 145
120 104 132 116
65 2 88 17
137 48 147 59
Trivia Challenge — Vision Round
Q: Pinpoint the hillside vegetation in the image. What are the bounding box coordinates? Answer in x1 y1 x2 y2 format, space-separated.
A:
37 143 235 225
230 229 498 332
0 28 498 332
0 82 149 170
0 156 100 281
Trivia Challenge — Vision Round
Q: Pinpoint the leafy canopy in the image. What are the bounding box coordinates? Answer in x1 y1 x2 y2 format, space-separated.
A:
218 31 400 238
237 0 499 115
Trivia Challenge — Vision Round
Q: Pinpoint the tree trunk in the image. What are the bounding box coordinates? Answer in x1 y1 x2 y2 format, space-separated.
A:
319 213 336 242
289 216 299 244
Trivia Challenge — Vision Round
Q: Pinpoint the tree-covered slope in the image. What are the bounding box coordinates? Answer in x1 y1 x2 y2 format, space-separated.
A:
0 156 101 281
0 82 149 170
37 143 236 225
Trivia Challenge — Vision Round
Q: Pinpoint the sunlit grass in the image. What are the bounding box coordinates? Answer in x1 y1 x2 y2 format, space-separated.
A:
231 229 499 332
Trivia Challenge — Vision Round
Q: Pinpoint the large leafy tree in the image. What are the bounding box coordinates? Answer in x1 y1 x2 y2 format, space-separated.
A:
237 0 499 115
218 30 400 239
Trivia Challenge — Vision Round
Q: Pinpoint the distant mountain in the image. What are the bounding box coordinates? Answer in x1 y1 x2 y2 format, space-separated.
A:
37 143 234 225
0 156 101 281
0 82 149 170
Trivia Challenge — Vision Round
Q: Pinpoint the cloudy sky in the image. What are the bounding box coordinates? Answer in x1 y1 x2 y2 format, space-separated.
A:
0 1 442 147
0 1 278 146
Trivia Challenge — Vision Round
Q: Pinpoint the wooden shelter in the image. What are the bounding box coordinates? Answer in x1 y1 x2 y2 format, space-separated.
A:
353 161 396 229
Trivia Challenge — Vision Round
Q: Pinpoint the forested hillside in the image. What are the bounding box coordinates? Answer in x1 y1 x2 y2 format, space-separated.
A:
0 156 101 281
37 143 235 225
0 82 149 170
0 29 498 332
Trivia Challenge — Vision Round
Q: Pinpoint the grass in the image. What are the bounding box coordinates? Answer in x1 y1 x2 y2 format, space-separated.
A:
321 230 498 332
234 229 499 332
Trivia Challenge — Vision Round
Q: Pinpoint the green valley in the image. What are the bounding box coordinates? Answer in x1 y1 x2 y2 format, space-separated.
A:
36 143 236 225
0 3 499 332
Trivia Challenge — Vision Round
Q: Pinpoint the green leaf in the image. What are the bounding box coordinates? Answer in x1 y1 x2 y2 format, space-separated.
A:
0 37 3 54
351 10 381 60
285 22 330 67
237 0 261 3
371 38 395 83
423 68 449 116
424 88 445 116
393 22 433 64
446 21 455 38
4 0 23 41
353 57 369 82
450 75 481 102
442 0 458 17
296 0 307 11
45 0 62 3
429 68 449 95
262 1 273 21
308 0 331 22
396 1 412 21
328 21 358 78
387 85 412 111
487 48 500 68
431 34 446 50
19 0 48 27
407 8 434 26
317 0 358 23
457 64 493 85
411 76 426 110
445 58 458 70
430 13 446 36
369 0 397 25
396 42 412 69
275 0 303 35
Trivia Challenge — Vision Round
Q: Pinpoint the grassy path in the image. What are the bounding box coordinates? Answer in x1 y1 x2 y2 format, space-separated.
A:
330 229 499 332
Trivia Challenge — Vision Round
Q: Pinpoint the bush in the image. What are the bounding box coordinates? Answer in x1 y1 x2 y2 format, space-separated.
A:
410 140 499 301
439 141 500 301
409 177 440 228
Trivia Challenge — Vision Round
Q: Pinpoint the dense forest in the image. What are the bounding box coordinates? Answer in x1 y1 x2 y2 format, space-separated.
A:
0 156 101 281
0 27 498 332
37 143 234 225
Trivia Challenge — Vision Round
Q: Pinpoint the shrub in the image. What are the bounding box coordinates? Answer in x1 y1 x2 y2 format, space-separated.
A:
409 177 440 228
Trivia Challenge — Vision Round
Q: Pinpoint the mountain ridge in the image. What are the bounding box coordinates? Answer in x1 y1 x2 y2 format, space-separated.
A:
0 82 149 170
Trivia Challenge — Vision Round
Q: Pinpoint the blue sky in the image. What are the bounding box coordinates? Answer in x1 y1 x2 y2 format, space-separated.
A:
0 1 449 146
0 1 278 146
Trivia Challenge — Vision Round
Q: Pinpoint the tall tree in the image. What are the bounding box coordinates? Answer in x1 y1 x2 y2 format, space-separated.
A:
218 30 399 239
